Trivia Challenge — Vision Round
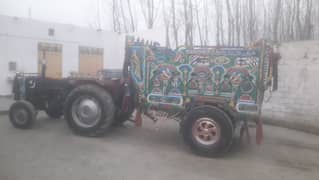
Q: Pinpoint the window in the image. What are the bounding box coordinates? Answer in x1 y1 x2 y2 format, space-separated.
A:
79 46 103 55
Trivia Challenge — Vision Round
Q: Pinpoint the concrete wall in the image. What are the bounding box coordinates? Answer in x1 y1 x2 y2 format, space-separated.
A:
0 15 122 95
262 41 319 133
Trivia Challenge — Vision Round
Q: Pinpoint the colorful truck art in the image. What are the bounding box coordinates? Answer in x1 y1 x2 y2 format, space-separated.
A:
126 37 271 113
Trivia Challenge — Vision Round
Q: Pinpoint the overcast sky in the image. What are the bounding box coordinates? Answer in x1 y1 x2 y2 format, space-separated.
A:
0 0 104 28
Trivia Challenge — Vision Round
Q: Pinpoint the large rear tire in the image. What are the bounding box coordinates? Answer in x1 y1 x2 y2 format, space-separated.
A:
180 105 233 157
64 84 115 137
9 100 36 129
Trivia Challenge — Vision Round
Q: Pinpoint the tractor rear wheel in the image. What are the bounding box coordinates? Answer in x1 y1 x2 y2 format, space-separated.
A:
9 100 36 129
64 84 115 137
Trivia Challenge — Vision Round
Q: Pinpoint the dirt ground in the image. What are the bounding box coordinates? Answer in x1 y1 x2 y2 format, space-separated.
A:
0 113 319 180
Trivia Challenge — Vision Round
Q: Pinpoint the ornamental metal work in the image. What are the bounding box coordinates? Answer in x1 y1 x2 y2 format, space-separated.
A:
126 37 271 112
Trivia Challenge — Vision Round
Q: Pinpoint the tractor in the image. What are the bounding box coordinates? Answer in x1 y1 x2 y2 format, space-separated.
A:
9 36 279 157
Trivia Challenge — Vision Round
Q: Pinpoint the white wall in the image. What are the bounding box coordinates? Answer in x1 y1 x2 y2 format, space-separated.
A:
262 41 319 133
0 35 38 94
0 15 121 95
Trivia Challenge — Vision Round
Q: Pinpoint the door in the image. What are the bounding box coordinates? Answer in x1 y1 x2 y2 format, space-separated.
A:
79 46 103 76
38 42 62 78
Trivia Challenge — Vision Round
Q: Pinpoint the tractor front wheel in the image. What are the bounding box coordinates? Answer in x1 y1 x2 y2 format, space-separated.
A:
9 100 36 129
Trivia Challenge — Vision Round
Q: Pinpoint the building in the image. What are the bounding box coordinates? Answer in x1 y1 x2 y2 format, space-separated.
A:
0 15 123 95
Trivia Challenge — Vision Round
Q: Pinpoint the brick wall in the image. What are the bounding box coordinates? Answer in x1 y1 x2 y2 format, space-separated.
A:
262 41 319 133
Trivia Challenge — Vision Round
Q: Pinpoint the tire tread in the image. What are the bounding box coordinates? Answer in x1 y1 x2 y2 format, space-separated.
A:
64 84 115 137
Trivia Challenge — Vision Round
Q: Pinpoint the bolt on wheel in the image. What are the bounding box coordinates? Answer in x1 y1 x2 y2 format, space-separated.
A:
71 96 102 128
192 117 221 146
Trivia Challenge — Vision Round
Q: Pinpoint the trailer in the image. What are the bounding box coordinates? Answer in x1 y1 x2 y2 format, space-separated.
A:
9 36 279 157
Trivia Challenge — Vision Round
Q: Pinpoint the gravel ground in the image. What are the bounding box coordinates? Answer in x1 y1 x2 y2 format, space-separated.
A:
0 113 319 180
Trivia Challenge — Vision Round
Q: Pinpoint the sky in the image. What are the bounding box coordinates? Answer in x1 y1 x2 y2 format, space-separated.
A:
0 0 281 46
0 0 103 28
0 0 167 45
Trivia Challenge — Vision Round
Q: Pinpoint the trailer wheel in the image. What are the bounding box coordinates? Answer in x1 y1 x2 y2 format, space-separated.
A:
181 105 233 157
64 84 115 137
9 100 36 129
